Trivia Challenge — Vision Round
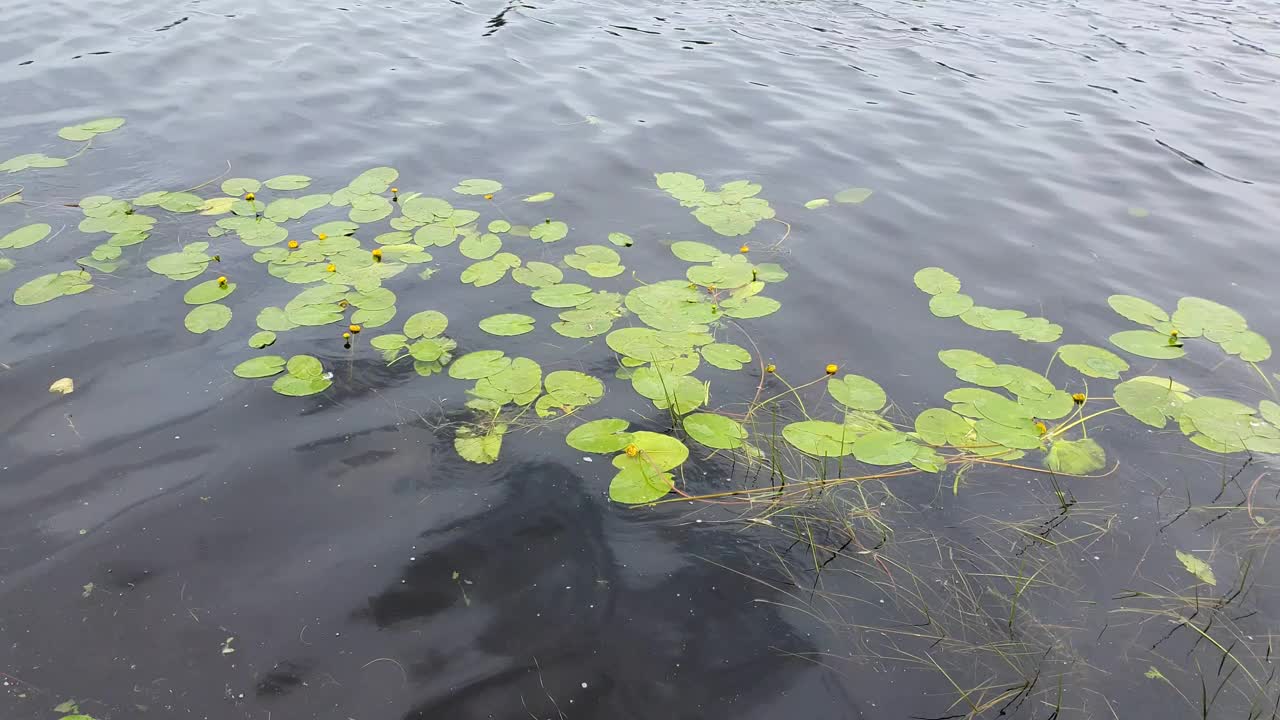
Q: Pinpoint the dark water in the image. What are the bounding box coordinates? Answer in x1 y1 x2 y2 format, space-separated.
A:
3 0 1280 718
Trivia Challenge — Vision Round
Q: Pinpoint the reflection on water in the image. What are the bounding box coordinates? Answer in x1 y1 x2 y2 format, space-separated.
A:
2 0 1280 717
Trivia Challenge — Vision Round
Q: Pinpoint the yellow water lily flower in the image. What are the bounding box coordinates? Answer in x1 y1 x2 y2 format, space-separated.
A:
244 192 255 202
287 240 299 249
216 276 228 288
765 364 776 373
326 263 336 272
1072 392 1086 404
348 324 361 334
624 443 640 458
371 248 382 261
739 245 749 253
825 364 838 375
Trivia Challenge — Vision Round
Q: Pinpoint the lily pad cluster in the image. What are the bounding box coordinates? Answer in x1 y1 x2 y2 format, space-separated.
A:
656 172 776 236
914 266 1062 342
1108 294 1271 363
566 419 690 503
2 117 124 174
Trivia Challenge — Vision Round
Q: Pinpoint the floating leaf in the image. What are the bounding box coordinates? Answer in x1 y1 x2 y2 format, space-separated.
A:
1110 330 1185 359
609 463 674 505
928 293 973 318
455 424 506 464
804 198 829 209
530 220 569 243
14 270 92 305
1220 330 1272 363
1108 294 1168 327
1045 438 1106 474
828 374 887 411
834 187 873 204
0 258 13 274
272 373 331 397
701 343 751 370
0 223 52 249
459 232 502 260
57 117 125 141
532 283 593 308
184 303 232 334
720 295 780 319
147 246 210 280
851 430 919 465
782 420 855 457
264 174 311 191
608 232 634 247
0 153 67 173
49 377 74 394
453 178 503 195
1175 550 1216 586
183 278 236 305
566 418 633 453
614 431 689 473
233 355 287 378
914 408 971 446
221 178 260 196
512 261 563 288
683 413 747 449
449 350 511 380
1057 344 1129 379
1114 376 1190 428
524 192 555 202
564 245 624 278
479 313 535 336
256 306 299 332
248 331 277 348
460 258 510 287
1171 297 1246 341
545 370 605 406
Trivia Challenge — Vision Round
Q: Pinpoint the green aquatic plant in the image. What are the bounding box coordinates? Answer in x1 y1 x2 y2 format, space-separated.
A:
656 172 775 236
914 266 1062 342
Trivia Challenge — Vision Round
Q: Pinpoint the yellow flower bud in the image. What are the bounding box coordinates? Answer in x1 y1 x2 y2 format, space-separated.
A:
326 263 336 272
1072 392 1086 404
348 324 361 334
825 364 838 375
287 240 299 249
216 276 228 287
624 443 640 458
342 332 351 339
739 245 749 253
765 364 776 373
244 192 255 202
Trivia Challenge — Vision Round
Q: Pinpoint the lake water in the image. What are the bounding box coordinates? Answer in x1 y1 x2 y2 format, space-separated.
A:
3 0 1280 718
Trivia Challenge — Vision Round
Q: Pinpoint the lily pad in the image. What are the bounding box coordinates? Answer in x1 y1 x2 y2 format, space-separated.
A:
1057 344 1129 379
828 374 887 412
13 269 92 305
544 370 605 406
701 343 751 371
834 187 873 204
57 117 125 141
264 174 312 191
455 424 507 464
184 303 232 334
683 413 747 450
804 198 829 209
248 331 277 348
1108 294 1168 327
404 310 449 338
782 420 855 457
0 223 52 249
566 418 634 453
512 261 564 288
1110 330 1186 359
272 373 331 397
530 220 569 243
1219 330 1271 363
453 178 503 195
851 430 918 465
1045 438 1106 474
1171 297 1246 341
1 153 67 173
221 178 261 196
914 408 972 446
1114 376 1190 428
524 192 555 202
608 232 634 247
671 241 723 263
233 355 287 378
449 350 511 380
608 463 674 505
532 283 593 308
459 232 502 260
614 431 689 473
479 313 535 336
1176 550 1216 586
184 279 236 305
928 293 973 318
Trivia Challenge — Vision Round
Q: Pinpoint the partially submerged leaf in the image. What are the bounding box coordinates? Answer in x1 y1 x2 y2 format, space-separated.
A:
14 270 92 305
479 313 535 336
1175 550 1216 586
49 377 75 394
184 303 232 334
1045 438 1106 474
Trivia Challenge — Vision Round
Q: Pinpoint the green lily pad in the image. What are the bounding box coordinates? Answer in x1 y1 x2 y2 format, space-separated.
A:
57 116 126 141
545 370 605 406
272 373 331 397
530 220 569 243
532 283 593 308
608 232 634 247
449 350 511 380
608 463 674 505
479 313 535 336
0 223 52 249
184 303 232 334
834 187 873 204
459 232 502 260
720 295 780 319
488 220 512 233
614 431 689 473
233 355 287 378
512 261 564 288
183 279 236 305
1045 438 1106 474
804 198 829 209
264 174 312 191
928 293 973 318
221 178 260 196
683 413 747 450
453 178 502 195
1058 344 1129 379
1176 550 1216 586
1110 330 1186 359
13 269 93 305
455 424 506 464
566 418 634 453
248 331 277 348
1 153 67 173
1114 376 1190 428
256 307 298 332
851 430 918 465
782 420 856 457
404 310 448 338
828 374 887 411
671 241 723 263
1219 330 1271 363
460 259 510 287
1108 294 1169 327
524 192 555 202
701 343 751 371
914 408 972 446
147 246 210 280
1171 297 1246 341
0 258 14 274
